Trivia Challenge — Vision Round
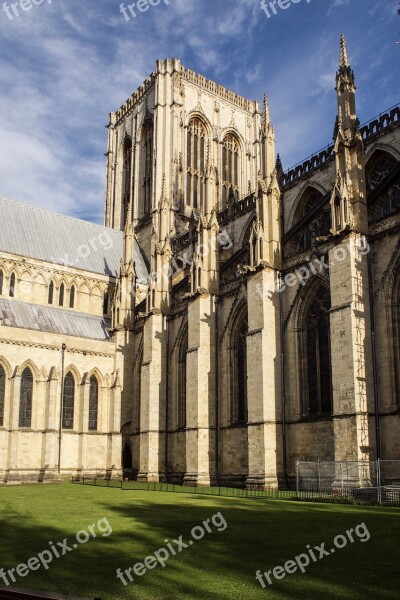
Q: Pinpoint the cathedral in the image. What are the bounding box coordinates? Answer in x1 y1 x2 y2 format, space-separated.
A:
0 36 399 487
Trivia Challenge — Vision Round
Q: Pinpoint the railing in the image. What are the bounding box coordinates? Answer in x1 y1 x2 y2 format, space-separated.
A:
71 473 400 505
218 193 256 225
281 103 400 190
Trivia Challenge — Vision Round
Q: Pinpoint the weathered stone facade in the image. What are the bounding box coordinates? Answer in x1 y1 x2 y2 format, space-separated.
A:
0 37 399 486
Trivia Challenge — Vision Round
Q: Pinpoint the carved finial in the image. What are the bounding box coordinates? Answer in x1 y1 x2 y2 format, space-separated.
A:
160 173 168 208
263 94 270 127
340 34 349 68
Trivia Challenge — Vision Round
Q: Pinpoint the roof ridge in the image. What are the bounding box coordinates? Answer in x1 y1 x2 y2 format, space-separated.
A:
0 196 120 233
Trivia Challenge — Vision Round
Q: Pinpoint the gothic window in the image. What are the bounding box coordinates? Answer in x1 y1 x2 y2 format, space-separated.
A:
0 270 3 295
231 309 248 424
19 367 33 428
177 329 188 429
293 188 331 254
9 272 15 297
122 137 132 226
103 292 109 315
186 118 206 210
142 120 153 216
222 134 240 207
381 183 400 218
69 286 75 309
304 285 332 415
0 365 5 427
62 372 75 429
366 152 397 192
334 196 342 231
88 375 98 431
48 281 54 305
59 283 65 307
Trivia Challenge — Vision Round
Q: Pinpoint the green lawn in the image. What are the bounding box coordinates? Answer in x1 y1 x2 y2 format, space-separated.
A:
0 484 399 600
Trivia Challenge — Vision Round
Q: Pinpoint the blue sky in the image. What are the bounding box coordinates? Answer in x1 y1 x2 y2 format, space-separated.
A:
0 0 398 223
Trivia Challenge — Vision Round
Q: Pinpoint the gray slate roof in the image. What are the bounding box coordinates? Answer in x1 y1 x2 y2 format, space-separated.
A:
0 298 111 341
0 197 149 280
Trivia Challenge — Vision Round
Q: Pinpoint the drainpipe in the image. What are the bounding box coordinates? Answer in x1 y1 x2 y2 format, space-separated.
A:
367 242 381 460
58 343 67 476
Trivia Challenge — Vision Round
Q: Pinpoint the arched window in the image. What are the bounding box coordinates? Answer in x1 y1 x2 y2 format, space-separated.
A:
222 133 240 207
48 281 54 305
122 137 132 227
9 273 15 297
231 308 248 424
19 367 33 428
59 283 65 307
186 118 206 210
88 375 98 431
366 151 397 193
142 120 153 216
177 329 188 429
62 372 75 429
103 292 109 315
304 285 332 415
292 187 330 254
0 270 3 295
0 365 5 427
69 286 75 309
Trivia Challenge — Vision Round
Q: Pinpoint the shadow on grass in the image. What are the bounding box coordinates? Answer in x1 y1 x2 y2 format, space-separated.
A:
0 485 399 600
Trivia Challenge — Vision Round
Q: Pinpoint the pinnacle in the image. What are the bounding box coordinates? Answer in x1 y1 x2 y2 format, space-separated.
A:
340 34 350 68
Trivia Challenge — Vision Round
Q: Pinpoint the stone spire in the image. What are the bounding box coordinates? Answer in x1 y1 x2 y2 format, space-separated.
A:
331 35 368 235
336 33 356 131
339 33 349 68
262 94 271 132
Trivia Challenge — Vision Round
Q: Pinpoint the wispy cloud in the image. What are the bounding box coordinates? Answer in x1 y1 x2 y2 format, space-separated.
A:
0 0 398 220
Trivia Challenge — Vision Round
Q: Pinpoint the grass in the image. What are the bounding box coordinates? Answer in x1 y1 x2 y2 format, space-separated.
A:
0 483 399 600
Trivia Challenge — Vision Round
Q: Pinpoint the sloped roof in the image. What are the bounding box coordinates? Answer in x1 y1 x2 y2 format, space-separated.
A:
0 197 149 281
0 298 111 341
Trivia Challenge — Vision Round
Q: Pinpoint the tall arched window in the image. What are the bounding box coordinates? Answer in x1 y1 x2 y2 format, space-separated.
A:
142 120 153 216
103 292 109 315
222 134 240 207
62 372 75 429
231 308 248 424
187 118 206 210
9 273 15 297
0 365 5 427
177 328 188 429
291 187 331 254
304 285 333 415
0 270 3 295
19 367 33 428
69 286 75 309
122 137 132 226
366 151 397 193
89 375 98 431
48 281 54 305
59 283 65 307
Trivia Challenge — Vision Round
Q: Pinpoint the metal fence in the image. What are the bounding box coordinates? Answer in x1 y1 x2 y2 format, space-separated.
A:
71 461 400 505
296 460 400 504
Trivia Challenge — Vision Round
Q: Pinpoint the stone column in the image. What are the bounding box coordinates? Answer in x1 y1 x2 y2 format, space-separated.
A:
329 234 375 466
138 312 166 482
246 268 281 489
184 294 216 486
